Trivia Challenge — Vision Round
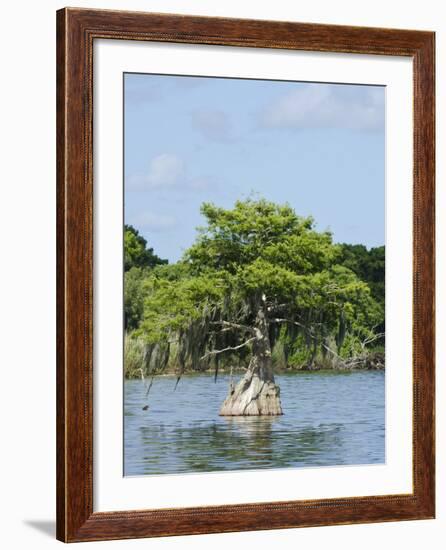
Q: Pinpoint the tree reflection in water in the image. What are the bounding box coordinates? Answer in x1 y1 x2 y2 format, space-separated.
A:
137 419 344 474
124 371 384 476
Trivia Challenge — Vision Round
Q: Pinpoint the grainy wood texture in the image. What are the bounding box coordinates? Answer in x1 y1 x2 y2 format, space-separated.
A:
56 7 435 542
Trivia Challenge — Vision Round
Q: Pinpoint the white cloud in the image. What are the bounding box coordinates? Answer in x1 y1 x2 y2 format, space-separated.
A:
191 110 234 143
129 211 176 233
126 153 217 194
260 84 384 131
146 153 185 187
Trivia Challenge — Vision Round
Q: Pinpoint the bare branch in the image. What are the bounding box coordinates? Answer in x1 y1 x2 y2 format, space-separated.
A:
271 317 383 368
320 342 344 362
145 375 155 397
272 318 313 333
200 337 256 361
361 332 385 349
209 320 256 334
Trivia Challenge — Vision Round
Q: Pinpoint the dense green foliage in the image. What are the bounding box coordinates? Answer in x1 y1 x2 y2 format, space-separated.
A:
338 244 385 306
124 225 167 330
124 199 385 378
124 224 167 271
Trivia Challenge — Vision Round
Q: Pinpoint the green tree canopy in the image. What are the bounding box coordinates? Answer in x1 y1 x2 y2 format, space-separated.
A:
337 243 385 305
124 224 167 271
135 199 384 384
124 225 168 329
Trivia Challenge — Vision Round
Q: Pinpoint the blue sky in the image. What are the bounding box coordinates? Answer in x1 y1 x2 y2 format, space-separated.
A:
124 73 385 263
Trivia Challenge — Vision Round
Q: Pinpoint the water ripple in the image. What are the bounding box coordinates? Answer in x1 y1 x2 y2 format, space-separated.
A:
124 371 385 476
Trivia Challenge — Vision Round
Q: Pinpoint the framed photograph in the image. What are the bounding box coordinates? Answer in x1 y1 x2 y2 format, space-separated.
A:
56 8 435 542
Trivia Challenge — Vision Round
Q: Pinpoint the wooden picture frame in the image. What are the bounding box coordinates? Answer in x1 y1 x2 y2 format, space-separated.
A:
56 7 435 542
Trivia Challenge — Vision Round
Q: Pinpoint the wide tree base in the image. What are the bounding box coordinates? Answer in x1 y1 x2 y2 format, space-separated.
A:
219 370 283 416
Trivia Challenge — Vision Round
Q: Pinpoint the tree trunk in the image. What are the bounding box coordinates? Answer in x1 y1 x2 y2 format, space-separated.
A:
219 308 283 416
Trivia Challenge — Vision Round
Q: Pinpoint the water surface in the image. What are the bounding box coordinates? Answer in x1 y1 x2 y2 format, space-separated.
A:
124 370 385 476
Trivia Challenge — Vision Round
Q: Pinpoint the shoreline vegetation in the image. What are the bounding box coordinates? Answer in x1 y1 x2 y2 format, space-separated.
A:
124 333 384 379
124 199 385 413
125 351 385 379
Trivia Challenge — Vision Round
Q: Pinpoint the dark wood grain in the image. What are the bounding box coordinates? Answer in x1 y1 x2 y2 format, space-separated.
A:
56 7 435 542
